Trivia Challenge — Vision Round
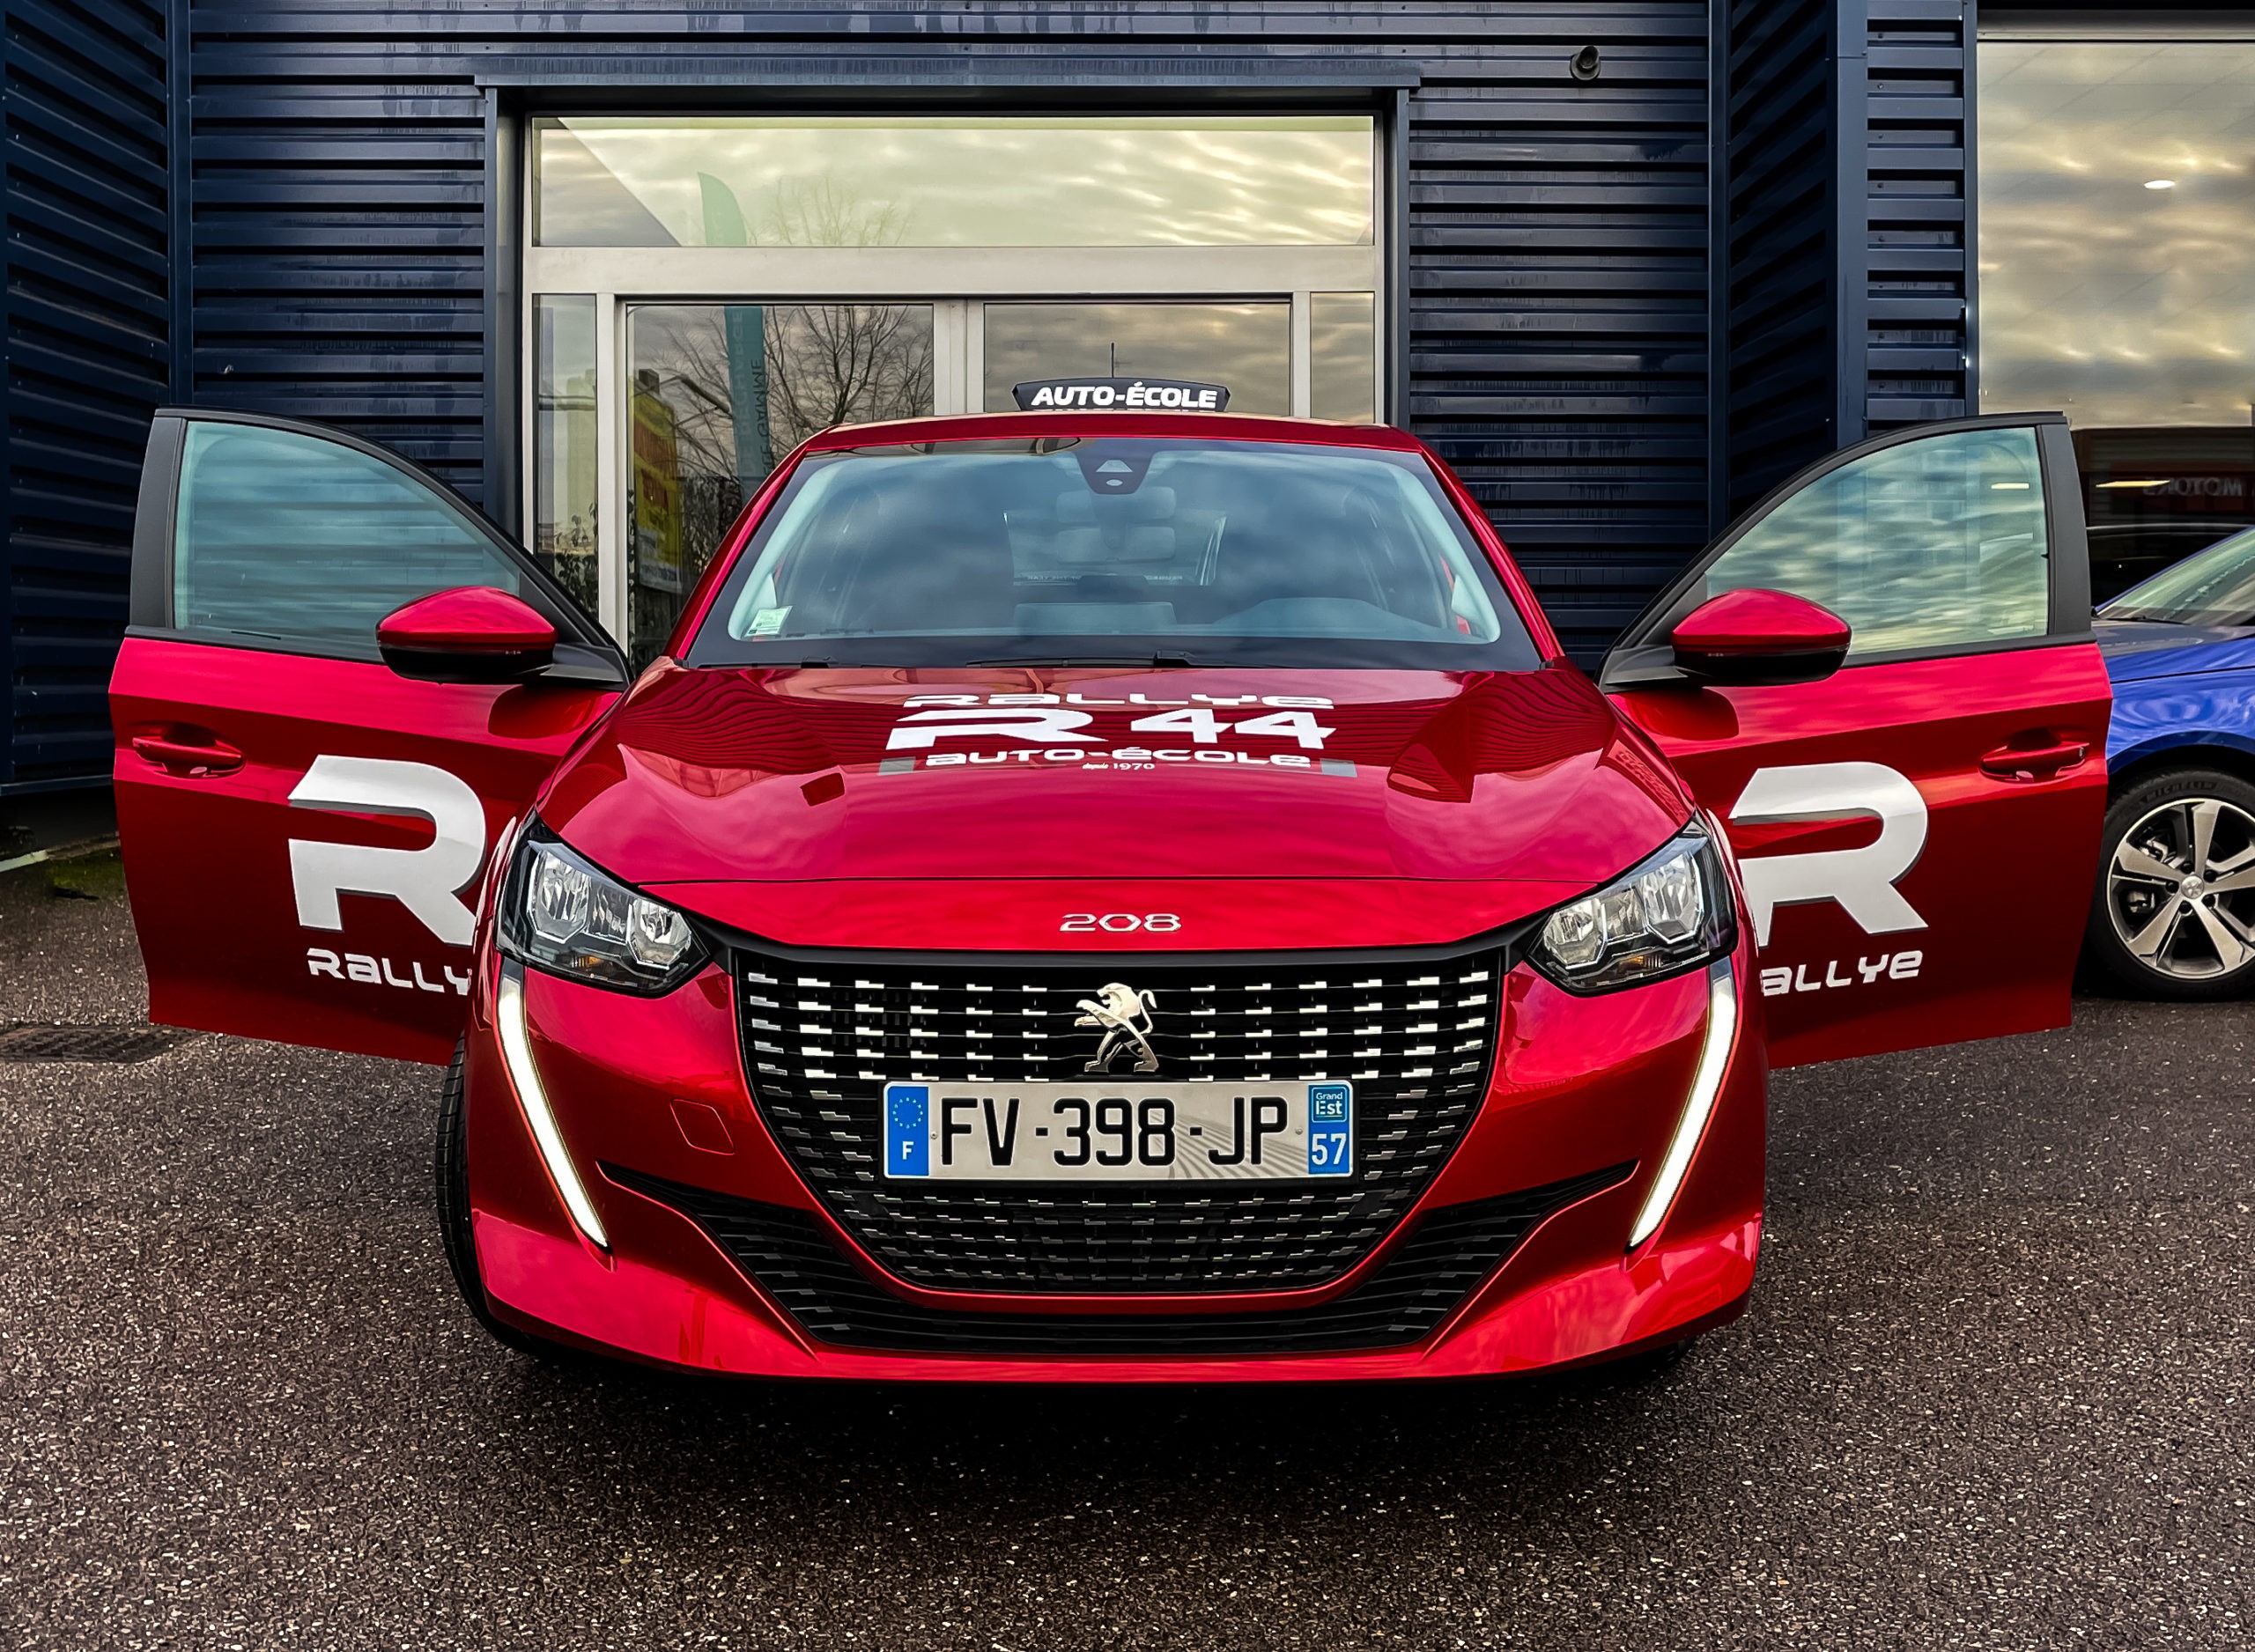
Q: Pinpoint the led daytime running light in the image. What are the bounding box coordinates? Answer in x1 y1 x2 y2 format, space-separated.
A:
1627 961 1738 1249
496 968 610 1250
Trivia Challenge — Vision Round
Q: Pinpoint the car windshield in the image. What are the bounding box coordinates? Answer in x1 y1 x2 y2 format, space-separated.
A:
684 437 1541 669
2102 527 2255 627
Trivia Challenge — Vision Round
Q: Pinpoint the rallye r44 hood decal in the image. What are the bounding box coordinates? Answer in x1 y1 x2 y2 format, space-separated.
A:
536 664 1690 902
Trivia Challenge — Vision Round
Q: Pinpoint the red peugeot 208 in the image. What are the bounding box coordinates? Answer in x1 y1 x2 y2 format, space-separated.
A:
111 386 2109 1380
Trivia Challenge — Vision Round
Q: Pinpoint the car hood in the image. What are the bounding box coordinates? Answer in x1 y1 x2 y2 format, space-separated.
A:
2096 617 2255 682
536 664 1689 945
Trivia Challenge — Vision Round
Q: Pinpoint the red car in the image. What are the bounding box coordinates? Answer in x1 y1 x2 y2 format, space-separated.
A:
110 391 2109 1381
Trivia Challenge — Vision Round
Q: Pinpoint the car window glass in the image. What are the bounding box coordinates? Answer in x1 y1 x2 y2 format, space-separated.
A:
1702 426 2051 658
2101 526 2255 626
689 438 1537 672
172 423 521 652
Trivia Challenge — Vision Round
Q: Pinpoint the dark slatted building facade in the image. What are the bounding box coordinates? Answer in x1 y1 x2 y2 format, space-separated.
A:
1 0 1976 792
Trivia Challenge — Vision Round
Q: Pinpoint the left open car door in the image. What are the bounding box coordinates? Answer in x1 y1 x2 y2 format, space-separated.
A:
110 409 627 1064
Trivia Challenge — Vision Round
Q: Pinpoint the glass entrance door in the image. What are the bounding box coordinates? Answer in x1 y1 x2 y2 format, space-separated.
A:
543 291 1383 667
622 303 935 660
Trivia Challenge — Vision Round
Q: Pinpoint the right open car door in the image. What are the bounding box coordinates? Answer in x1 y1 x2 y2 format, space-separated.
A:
1602 415 2111 1067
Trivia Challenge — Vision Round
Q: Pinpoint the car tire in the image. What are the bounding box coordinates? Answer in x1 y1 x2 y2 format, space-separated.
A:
435 1037 568 1359
2084 767 2255 1000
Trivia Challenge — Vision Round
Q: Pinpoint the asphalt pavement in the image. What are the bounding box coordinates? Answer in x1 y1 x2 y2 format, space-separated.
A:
1 852 2248 1648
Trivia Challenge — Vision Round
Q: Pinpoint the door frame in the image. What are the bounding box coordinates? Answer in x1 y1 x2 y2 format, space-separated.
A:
514 114 1392 647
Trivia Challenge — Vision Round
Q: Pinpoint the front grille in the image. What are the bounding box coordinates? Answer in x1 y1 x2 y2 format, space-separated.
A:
608 1162 1632 1357
736 948 1508 1294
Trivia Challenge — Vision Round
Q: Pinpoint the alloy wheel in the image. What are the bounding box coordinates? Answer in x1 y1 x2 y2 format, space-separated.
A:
2105 796 2255 980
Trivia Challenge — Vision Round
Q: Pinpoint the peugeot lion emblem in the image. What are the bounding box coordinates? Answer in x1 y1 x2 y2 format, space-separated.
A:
1075 982 1159 1073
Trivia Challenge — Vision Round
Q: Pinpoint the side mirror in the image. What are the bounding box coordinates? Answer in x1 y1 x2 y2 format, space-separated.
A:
1669 588 1851 687
378 586 558 684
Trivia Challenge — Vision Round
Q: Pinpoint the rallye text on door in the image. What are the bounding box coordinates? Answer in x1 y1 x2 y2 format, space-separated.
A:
109 396 2108 1380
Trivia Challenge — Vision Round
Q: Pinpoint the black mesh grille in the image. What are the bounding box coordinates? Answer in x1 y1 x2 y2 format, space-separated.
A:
736 948 1507 1294
607 1162 1632 1357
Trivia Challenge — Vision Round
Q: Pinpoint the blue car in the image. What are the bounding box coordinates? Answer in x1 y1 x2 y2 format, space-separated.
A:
2091 527 2255 998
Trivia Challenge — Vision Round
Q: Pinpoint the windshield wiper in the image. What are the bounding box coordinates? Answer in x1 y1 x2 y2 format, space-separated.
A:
966 653 1199 668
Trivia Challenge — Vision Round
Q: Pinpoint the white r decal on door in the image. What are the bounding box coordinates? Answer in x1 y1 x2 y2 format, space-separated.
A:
1729 762 1928 947
286 756 485 946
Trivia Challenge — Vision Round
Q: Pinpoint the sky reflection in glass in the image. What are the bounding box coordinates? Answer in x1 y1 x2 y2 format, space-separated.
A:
1980 42 2255 427
534 116 1374 249
1705 428 2051 658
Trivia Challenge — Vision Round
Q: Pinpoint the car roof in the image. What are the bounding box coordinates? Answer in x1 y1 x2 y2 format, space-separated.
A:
802 410 1430 454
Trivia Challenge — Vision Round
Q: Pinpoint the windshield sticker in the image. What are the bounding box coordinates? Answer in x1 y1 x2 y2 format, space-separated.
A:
749 605 791 637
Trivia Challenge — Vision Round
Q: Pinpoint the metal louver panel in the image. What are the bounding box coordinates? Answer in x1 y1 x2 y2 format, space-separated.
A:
1 0 171 790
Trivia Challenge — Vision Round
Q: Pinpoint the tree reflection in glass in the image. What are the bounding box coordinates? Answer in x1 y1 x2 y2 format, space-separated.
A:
625 302 935 667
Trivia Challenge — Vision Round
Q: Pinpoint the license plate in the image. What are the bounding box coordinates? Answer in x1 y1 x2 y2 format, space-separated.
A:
882 1080 1354 1182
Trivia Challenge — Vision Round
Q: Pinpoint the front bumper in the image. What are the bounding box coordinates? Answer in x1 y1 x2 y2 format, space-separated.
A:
462 937 1763 1382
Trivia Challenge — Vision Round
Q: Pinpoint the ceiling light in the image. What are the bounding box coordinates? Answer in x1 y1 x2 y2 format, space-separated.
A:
1990 482 2030 490
2145 179 2177 190
2096 479 2171 490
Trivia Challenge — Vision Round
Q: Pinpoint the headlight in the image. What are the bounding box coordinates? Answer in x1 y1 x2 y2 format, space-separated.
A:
1530 823 1736 992
498 822 707 993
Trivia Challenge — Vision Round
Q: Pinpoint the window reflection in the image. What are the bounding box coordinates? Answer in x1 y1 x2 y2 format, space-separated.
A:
982 303 1290 415
533 295 599 619
625 303 934 666
174 424 521 652
1704 428 2050 658
1979 41 2255 599
534 116 1374 249
2103 526 2255 625
1309 291 1378 423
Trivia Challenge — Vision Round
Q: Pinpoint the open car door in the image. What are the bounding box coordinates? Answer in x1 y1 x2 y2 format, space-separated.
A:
111 410 627 1065
1602 414 2111 1067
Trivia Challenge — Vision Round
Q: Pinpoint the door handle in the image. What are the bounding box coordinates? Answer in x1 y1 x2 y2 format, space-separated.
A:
1979 737 2089 782
131 733 244 777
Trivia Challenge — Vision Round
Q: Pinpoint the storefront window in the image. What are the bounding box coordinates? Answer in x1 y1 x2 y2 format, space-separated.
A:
981 302 1290 415
531 295 600 618
624 303 934 665
1309 291 1378 423
1979 41 2255 599
529 116 1386 653
534 116 1374 249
